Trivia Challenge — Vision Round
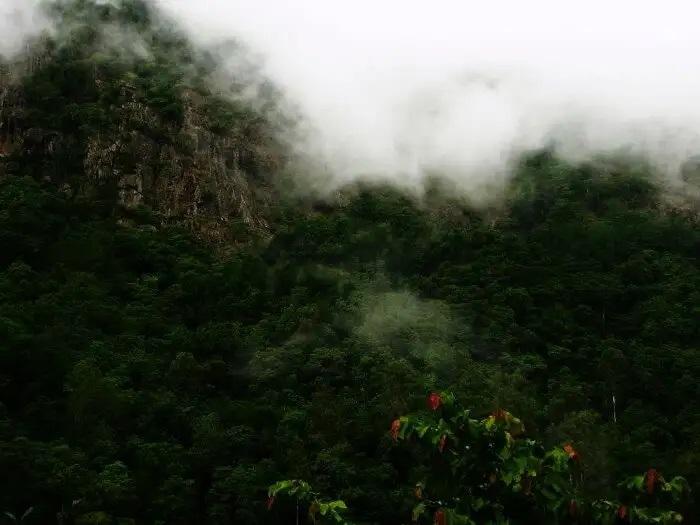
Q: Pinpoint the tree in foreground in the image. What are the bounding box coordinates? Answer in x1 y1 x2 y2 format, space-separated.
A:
270 392 688 524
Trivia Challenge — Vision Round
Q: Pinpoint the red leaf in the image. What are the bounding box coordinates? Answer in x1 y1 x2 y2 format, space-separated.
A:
617 505 628 520
563 443 579 462
568 499 578 517
438 434 447 453
427 392 442 411
645 468 659 495
493 408 507 422
414 484 423 500
434 509 446 525
266 496 275 510
390 419 401 441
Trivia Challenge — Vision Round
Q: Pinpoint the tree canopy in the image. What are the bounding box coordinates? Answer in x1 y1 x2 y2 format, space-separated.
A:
1 1 699 524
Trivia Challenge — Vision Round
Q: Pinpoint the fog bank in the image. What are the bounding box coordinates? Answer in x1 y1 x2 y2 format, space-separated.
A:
6 0 700 194
156 0 700 193
0 1 52 57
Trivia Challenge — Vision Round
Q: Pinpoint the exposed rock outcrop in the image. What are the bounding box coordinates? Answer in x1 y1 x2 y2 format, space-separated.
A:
0 1 285 242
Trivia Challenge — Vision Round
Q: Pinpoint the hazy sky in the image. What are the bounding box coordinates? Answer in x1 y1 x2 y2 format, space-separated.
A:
0 0 50 56
7 0 700 193
157 0 700 192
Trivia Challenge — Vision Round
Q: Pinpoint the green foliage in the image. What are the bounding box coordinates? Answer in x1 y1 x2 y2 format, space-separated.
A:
5 0 275 207
268 480 349 524
1 2 700 525
392 392 687 524
2 150 699 524
1 149 700 523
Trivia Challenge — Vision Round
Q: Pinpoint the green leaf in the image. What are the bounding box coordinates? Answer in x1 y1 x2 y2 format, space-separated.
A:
412 503 426 521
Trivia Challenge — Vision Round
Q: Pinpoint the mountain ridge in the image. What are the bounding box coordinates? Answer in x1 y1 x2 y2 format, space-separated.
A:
0 0 286 242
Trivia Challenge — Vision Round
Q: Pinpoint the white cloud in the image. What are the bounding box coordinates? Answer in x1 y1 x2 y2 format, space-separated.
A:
156 0 700 193
5 0 700 193
0 0 50 57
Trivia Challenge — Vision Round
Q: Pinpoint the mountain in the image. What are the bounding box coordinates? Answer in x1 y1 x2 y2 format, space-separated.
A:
0 0 286 242
1 1 699 524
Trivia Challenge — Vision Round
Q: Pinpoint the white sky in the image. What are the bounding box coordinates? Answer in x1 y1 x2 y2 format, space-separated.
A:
158 0 700 191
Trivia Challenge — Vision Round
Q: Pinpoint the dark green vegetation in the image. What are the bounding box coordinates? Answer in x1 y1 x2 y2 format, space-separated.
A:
1 0 282 241
271 393 690 524
1 1 699 524
392 393 687 524
2 156 699 524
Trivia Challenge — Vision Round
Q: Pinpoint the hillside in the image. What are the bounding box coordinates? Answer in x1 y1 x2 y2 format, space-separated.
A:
1 1 699 524
0 0 285 242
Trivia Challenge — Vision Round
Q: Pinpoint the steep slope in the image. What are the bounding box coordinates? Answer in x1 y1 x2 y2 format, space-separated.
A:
2 2 700 524
0 0 285 241
2 154 699 524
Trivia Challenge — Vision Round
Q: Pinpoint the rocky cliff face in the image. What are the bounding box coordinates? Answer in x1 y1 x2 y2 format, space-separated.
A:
0 62 23 162
0 0 285 241
79 81 276 238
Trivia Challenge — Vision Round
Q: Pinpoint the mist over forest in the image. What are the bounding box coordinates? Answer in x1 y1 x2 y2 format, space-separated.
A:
1 1 699 524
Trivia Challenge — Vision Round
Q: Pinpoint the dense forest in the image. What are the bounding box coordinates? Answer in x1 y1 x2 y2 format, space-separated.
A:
1 1 699 524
